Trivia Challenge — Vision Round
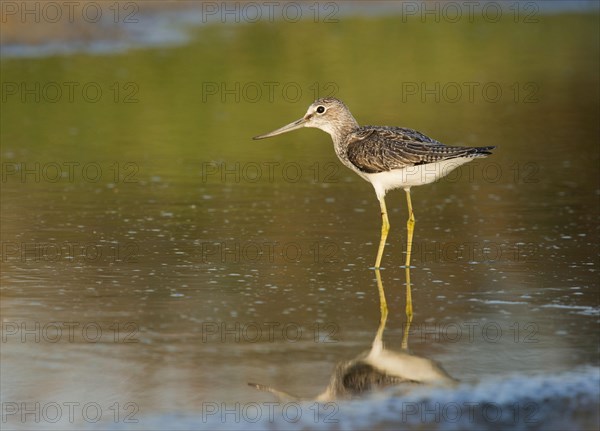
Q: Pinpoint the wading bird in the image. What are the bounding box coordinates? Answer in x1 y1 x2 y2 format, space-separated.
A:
253 98 494 272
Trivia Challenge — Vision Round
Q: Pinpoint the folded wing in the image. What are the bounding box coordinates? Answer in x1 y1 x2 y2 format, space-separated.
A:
346 126 494 174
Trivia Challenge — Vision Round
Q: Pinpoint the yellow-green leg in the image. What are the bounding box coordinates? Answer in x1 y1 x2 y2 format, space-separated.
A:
404 188 415 321
374 197 390 269
401 301 412 350
374 269 388 346
405 265 414 324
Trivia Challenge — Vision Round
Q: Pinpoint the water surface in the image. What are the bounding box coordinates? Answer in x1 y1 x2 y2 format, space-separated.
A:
1 5 599 430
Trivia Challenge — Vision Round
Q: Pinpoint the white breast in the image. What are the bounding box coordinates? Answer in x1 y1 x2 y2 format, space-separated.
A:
364 157 475 200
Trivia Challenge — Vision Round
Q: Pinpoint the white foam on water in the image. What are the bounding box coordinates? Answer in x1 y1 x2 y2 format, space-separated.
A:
100 367 599 431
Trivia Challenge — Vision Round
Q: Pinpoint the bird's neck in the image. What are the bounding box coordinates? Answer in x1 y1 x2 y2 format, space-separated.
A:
329 124 361 173
325 115 359 146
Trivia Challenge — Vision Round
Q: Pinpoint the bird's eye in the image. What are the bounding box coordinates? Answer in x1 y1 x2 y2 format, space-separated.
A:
316 106 326 114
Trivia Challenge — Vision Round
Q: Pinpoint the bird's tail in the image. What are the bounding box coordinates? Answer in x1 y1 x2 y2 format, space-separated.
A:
476 146 496 156
473 146 496 156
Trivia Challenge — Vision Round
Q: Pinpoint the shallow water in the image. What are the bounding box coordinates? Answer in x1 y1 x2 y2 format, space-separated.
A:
1 3 599 430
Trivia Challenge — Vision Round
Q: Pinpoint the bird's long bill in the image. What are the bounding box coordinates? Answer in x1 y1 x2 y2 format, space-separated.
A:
252 117 306 140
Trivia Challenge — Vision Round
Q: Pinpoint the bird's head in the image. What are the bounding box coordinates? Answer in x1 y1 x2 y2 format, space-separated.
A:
253 98 358 140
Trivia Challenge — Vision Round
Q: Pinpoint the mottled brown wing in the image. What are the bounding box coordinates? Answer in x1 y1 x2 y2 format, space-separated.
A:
346 126 493 174
354 126 445 146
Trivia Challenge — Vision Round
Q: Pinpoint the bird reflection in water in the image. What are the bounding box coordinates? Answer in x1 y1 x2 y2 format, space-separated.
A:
249 270 456 401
